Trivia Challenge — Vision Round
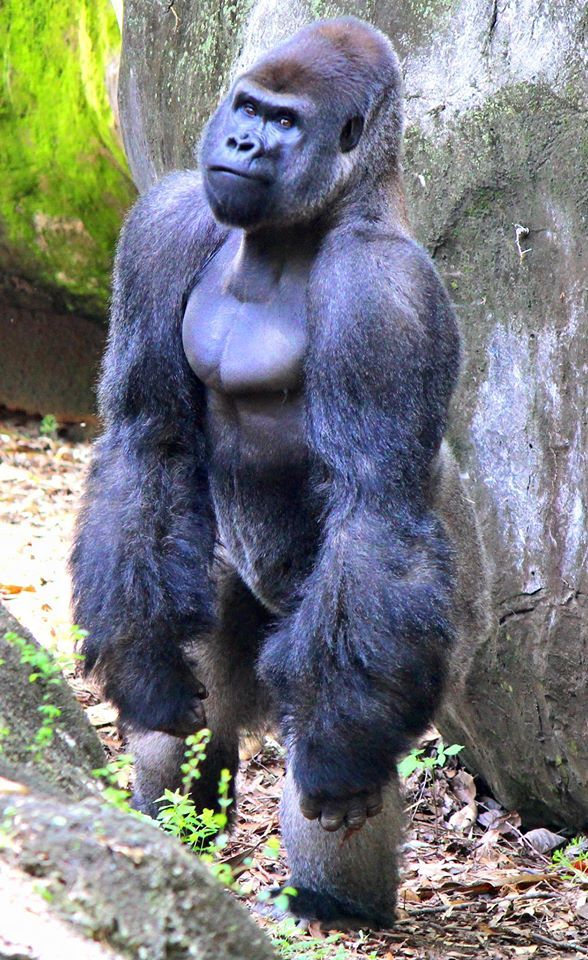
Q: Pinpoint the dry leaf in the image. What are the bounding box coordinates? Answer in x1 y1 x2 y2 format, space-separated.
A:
451 770 476 805
96 837 146 864
448 800 478 833
0 777 29 795
576 893 588 921
86 702 118 727
523 827 564 854
0 583 36 595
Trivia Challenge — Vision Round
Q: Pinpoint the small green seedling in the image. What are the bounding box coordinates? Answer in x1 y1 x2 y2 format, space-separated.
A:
155 729 238 884
552 835 588 881
397 740 464 779
39 414 58 438
3 631 82 759
92 754 136 813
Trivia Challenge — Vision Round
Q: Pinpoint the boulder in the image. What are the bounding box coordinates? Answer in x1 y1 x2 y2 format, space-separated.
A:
0 0 136 419
0 602 104 799
0 605 275 959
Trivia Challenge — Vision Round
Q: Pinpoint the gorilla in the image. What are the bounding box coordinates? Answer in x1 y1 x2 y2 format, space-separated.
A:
71 16 488 928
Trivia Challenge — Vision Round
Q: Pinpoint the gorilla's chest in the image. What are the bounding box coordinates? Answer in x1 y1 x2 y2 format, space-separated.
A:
182 241 309 396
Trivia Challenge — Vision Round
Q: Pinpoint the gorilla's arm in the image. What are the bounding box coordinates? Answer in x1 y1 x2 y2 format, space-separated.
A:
259 235 461 821
71 173 227 735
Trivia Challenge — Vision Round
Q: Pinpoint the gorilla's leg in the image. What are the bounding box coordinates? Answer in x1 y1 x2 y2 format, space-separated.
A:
280 767 402 928
129 566 271 817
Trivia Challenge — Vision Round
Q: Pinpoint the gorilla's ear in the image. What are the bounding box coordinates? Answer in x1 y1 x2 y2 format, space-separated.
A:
340 116 364 153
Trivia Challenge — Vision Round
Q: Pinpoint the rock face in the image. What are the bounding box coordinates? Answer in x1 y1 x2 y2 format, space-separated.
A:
0 0 135 419
0 605 275 960
0 795 275 960
0 603 104 799
118 0 588 828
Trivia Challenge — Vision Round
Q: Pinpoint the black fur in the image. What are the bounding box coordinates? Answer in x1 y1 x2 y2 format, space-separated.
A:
71 174 227 734
71 16 468 927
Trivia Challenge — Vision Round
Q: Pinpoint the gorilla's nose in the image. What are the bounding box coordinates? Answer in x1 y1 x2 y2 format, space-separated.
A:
226 132 264 158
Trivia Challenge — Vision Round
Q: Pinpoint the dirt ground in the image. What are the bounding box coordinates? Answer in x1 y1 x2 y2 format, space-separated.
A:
1 410 587 960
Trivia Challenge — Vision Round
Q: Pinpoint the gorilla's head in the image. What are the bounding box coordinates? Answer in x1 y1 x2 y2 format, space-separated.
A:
200 17 403 230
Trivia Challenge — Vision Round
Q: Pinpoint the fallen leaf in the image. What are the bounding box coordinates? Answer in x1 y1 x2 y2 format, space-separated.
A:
97 838 146 864
451 770 476 805
86 702 118 727
448 800 478 833
0 583 36 595
576 893 588 921
523 827 564 854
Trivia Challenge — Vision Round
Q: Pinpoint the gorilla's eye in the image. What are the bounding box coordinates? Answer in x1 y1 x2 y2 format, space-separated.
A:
242 102 257 118
340 116 364 153
278 115 294 129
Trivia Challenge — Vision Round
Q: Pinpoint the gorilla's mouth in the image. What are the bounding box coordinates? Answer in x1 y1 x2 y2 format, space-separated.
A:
208 165 271 184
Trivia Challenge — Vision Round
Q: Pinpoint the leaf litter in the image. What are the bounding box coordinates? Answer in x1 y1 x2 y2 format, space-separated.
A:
0 410 586 959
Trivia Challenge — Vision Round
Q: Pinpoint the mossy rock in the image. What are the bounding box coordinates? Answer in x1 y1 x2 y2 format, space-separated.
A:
0 603 105 799
0 0 136 316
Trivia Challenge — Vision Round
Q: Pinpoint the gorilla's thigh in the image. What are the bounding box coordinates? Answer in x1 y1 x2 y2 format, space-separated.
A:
280 767 402 928
130 566 271 817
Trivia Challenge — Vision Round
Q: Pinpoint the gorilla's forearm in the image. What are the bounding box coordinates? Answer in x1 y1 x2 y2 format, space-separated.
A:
71 417 216 732
259 502 455 801
258 236 461 803
70 171 226 734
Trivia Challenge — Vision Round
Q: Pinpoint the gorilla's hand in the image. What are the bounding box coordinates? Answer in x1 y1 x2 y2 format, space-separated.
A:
299 788 383 832
119 668 208 738
155 676 208 738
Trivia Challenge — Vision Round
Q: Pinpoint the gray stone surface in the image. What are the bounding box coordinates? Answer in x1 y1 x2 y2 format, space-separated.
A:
0 603 105 799
0 793 275 959
118 0 588 828
0 604 275 958
0 306 105 422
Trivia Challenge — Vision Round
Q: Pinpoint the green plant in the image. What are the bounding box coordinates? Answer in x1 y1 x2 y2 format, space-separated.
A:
92 754 136 812
39 414 58 438
397 739 464 778
270 918 350 959
3 631 82 759
552 835 588 881
155 729 238 884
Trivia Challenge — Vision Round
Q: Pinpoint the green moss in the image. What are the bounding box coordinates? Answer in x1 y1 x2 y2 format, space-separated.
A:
0 0 136 314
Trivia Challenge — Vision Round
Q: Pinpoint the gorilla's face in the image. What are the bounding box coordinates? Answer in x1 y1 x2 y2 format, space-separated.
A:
200 76 363 230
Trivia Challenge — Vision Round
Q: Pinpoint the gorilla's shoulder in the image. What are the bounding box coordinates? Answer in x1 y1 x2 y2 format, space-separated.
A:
117 171 225 266
131 170 208 219
319 227 451 314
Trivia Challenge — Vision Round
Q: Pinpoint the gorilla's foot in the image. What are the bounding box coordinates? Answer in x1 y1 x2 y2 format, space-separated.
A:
273 883 395 931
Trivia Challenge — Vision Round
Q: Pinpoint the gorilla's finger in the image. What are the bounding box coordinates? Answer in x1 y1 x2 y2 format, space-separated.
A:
345 796 367 830
320 802 345 832
366 790 383 818
158 700 206 738
299 796 321 820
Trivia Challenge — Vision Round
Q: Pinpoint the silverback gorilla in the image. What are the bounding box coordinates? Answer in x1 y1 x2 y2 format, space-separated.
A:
71 17 488 927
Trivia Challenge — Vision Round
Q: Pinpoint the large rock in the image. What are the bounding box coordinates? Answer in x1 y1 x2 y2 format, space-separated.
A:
0 603 104 799
1 306 106 423
0 0 135 419
117 0 588 829
0 794 275 960
0 605 275 959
